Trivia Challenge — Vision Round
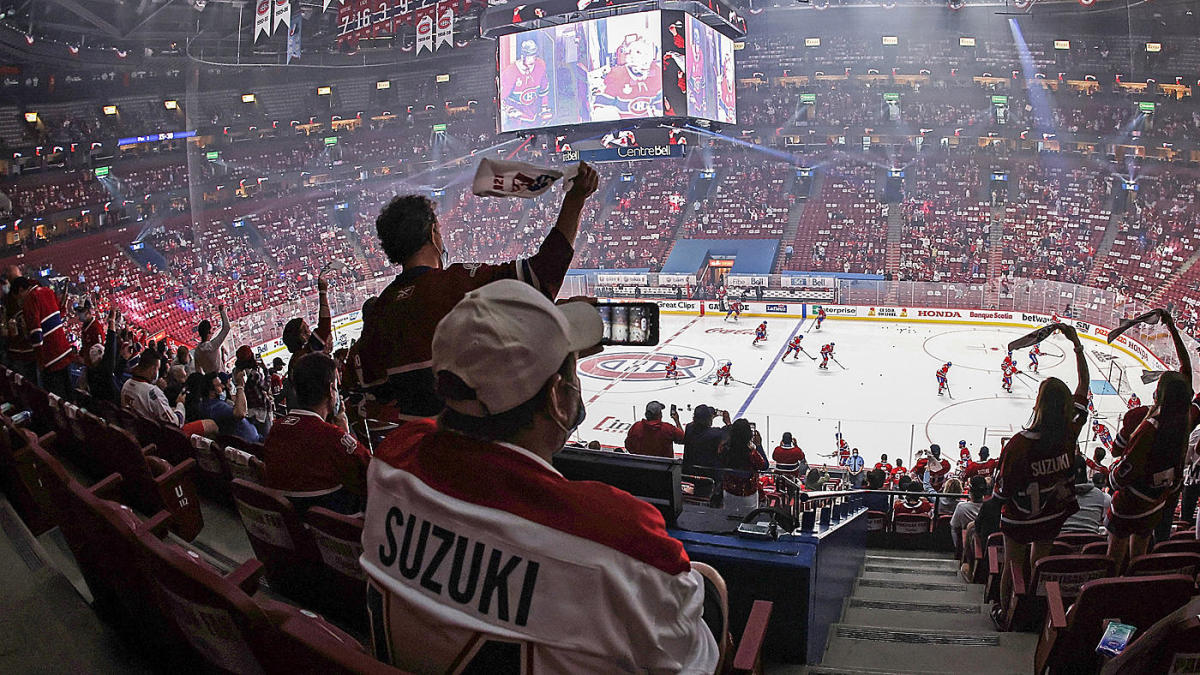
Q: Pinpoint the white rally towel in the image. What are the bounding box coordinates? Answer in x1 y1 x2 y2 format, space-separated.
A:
472 158 579 199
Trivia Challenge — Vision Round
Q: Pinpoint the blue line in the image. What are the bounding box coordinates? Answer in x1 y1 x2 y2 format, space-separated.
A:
735 317 808 419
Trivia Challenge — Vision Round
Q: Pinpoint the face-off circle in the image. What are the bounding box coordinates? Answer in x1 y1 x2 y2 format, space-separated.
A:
577 345 716 394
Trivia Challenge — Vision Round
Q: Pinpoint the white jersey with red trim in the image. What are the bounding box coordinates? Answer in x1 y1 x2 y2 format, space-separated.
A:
362 420 718 674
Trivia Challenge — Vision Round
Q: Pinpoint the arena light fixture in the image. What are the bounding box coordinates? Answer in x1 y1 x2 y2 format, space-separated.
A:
947 0 965 9
163 100 178 110
24 112 37 123
242 93 256 103
102 105 118 115
317 86 332 95
435 74 450 83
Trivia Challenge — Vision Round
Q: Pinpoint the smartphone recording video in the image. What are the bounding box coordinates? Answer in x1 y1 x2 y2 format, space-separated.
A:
596 302 660 346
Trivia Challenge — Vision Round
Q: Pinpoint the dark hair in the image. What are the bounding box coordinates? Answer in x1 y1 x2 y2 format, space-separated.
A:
9 276 34 295
282 318 305 353
197 319 212 339
292 352 339 409
968 475 988 500
866 468 886 490
719 419 757 471
136 347 160 370
439 356 574 442
376 195 438 265
183 372 209 422
1093 446 1106 462
1150 371 1193 471
805 467 823 488
897 475 912 491
163 383 184 408
1072 455 1089 486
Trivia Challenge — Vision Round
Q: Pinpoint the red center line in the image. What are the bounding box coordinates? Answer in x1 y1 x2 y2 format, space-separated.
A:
585 317 700 405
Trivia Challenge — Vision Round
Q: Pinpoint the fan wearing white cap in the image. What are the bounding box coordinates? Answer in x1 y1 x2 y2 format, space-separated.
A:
361 280 721 674
344 163 599 422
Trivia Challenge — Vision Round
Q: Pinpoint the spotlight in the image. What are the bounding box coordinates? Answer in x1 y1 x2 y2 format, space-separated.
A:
1078 0 1095 5
948 0 965 9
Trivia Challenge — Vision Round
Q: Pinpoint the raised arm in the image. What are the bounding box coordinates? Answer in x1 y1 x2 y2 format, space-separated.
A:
213 304 231 347
1158 309 1192 378
552 161 599 246
1058 324 1090 399
315 276 333 346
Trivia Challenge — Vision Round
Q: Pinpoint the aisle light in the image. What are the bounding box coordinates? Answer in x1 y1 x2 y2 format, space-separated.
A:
164 100 178 110
102 105 118 115
24 112 37 123
242 93 256 103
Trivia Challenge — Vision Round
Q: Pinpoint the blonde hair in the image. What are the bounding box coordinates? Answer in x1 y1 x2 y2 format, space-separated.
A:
1028 377 1073 449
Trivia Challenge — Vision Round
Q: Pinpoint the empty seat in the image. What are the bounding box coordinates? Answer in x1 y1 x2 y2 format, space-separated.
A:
304 506 368 631
97 422 205 540
225 446 265 484
1154 539 1200 555
1126 552 1200 580
230 478 323 603
1054 533 1105 552
1006 554 1116 632
1100 597 1200 674
1035 574 1195 674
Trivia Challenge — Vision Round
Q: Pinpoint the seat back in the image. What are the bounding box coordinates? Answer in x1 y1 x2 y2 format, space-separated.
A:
1042 574 1195 675
225 446 265 484
304 507 368 631
265 604 407 674
866 510 886 533
1031 554 1115 601
1054 532 1105 552
219 434 265 459
105 422 204 540
1126 552 1200 580
1080 540 1108 556
189 434 230 480
0 421 59 534
892 514 931 534
134 529 269 675
1154 539 1200 555
230 478 321 600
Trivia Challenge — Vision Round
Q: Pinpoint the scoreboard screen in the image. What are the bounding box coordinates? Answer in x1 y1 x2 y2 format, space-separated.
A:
499 12 663 132
498 9 736 132
684 14 736 125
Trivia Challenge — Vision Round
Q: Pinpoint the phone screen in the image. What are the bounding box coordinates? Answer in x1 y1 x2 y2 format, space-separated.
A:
596 302 660 346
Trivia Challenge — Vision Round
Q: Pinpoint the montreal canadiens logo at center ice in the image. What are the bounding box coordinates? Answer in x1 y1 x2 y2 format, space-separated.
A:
578 352 706 381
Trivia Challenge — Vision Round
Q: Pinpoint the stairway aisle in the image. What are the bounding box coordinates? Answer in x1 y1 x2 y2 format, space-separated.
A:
1083 209 1127 289
983 207 1006 309
793 548 1037 675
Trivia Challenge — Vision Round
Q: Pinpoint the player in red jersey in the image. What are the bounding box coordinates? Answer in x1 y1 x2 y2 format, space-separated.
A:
962 447 998 481
888 459 907 487
1106 309 1199 571
713 361 732 386
936 362 951 395
1001 350 1014 373
752 321 767 346
815 307 827 330
781 334 804 362
724 300 743 322
818 342 835 369
500 39 551 127
826 433 850 466
958 440 972 471
664 355 680 381
1127 392 1141 409
1091 419 1113 450
593 38 663 120
1028 344 1042 372
992 323 1089 627
874 453 894 477
1001 364 1015 393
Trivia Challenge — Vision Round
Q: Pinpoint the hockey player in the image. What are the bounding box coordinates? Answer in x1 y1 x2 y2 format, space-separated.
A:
664 355 680 381
936 362 952 395
782 334 805 361
1087 389 1096 415
500 40 552 126
713 361 732 386
1028 344 1042 372
831 433 850 466
819 342 835 369
1001 350 1015 372
1127 392 1141 409
874 453 894 476
1001 364 1015 393
958 440 972 471
724 300 743 322
1091 419 1113 450
593 38 664 119
815 307 828 330
753 321 767 346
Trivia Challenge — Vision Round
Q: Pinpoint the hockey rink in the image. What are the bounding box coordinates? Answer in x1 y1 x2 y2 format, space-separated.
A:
573 314 1149 466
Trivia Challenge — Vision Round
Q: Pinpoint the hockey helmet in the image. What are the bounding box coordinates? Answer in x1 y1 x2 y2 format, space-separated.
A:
519 39 539 58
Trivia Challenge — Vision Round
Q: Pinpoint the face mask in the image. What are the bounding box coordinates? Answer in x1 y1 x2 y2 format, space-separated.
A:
553 379 586 434
218 391 227 401
432 235 449 269
332 392 342 416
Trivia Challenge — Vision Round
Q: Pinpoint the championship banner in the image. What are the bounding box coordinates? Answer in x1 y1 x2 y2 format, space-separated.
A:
286 12 302 63
415 5 435 54
254 0 272 41
435 2 454 50
274 0 291 33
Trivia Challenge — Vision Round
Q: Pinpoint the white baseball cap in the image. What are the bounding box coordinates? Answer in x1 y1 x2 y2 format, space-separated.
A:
432 279 603 417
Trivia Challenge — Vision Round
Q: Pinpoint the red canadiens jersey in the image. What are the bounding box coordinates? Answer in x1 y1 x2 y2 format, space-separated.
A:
717 364 730 377
262 410 370 494
992 391 1088 527
361 419 719 674
873 461 893 475
81 317 105 355
889 466 907 484
773 445 806 473
893 499 932 517
500 60 550 122
603 67 663 118
1109 400 1200 514
962 459 998 480
938 365 950 377
927 457 951 488
818 309 827 318
789 337 803 349
24 286 73 371
345 230 573 419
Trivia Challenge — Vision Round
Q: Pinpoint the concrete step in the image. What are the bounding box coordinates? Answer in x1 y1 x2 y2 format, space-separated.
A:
840 598 994 632
861 564 961 578
820 623 1036 674
857 569 965 587
851 579 977 605
863 554 959 570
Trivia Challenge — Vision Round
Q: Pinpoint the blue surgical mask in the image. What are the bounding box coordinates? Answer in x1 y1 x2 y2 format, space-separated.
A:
218 391 227 401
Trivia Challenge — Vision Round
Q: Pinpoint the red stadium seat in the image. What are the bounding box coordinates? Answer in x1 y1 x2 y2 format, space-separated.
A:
932 514 953 552
1079 540 1108 556
1005 554 1115 632
1153 539 1200 555
0 418 59 534
304 507 369 632
890 514 932 549
1053 533 1105 552
97 421 204 541
230 478 324 603
1125 552 1200 580
225 445 266 484
1034 574 1195 675
1099 599 1200 675
865 510 887 546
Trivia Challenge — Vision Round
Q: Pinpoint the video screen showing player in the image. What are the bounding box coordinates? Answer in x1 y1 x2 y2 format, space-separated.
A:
498 12 664 132
684 15 736 124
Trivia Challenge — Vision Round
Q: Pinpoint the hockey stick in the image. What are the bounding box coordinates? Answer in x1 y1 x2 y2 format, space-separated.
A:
943 383 954 400
831 357 847 370
798 346 818 361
